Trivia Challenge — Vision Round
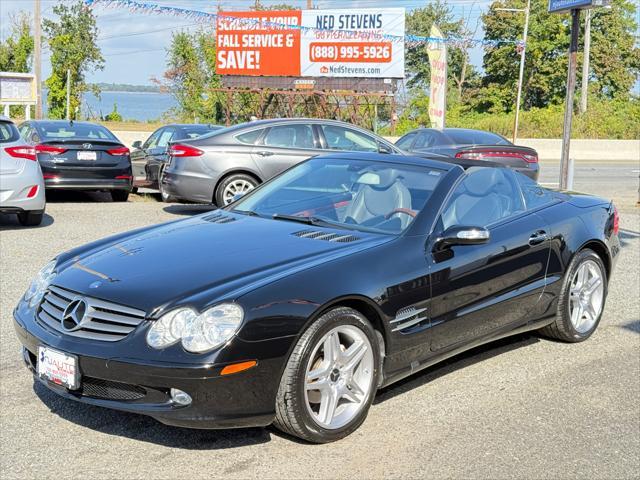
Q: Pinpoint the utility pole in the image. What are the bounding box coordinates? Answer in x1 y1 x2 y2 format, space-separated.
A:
495 0 531 144
579 9 591 114
34 0 42 119
559 9 581 190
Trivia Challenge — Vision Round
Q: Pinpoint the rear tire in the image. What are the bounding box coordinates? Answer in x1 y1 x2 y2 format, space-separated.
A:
17 210 43 226
273 307 379 443
214 173 259 206
539 248 607 342
158 166 176 203
110 190 130 202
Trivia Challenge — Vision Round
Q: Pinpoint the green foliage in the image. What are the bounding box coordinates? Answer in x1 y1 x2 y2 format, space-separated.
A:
389 97 640 139
405 1 480 101
0 12 34 73
477 0 640 112
160 29 223 123
43 0 104 120
103 103 123 122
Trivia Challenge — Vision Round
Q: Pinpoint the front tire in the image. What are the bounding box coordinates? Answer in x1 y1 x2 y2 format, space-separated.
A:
273 307 379 443
540 248 607 342
215 173 258 206
17 210 43 226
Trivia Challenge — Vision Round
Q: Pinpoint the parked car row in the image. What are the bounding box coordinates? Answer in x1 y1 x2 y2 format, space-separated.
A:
1 115 540 227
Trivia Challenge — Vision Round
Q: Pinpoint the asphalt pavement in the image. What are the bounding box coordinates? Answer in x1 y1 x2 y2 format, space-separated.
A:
1 160 638 479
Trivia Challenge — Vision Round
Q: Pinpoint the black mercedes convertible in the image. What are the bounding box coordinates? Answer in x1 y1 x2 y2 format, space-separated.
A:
13 153 620 443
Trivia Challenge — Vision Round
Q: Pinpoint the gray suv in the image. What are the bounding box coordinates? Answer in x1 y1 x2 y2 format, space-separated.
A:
161 118 403 205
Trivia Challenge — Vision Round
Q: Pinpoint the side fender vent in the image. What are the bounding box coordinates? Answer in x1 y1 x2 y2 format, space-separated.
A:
202 212 236 224
292 230 360 243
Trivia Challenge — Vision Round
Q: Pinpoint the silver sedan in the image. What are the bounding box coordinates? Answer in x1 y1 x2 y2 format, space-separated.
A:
0 116 46 226
160 118 403 206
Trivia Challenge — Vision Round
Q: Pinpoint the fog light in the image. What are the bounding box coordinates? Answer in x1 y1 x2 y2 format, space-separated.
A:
170 388 192 406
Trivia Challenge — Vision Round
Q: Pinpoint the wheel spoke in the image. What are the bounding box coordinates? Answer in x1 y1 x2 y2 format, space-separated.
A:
307 364 329 383
306 377 330 392
342 340 367 373
571 303 584 327
576 265 588 289
318 388 339 424
342 381 365 404
585 277 602 295
324 332 341 364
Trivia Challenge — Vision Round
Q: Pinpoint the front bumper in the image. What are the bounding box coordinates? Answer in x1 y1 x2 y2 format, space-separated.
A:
13 306 289 429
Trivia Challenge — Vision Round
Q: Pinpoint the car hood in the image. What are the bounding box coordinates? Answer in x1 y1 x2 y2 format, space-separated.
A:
52 212 392 313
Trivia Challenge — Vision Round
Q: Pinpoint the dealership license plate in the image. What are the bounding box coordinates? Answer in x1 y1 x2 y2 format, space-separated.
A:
77 151 97 161
37 346 79 390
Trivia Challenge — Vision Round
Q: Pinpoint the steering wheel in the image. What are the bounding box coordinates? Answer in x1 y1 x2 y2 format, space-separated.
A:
385 208 417 220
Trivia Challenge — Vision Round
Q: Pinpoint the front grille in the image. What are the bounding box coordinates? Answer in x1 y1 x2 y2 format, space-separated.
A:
81 377 146 401
292 229 360 243
37 285 146 342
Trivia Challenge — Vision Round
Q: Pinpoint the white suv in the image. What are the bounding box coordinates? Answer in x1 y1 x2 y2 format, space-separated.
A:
0 116 46 226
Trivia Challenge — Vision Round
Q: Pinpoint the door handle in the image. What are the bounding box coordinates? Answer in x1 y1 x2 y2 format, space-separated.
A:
255 150 274 157
529 230 550 246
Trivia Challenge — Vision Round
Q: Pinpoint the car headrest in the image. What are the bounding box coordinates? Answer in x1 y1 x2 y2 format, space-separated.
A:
356 169 403 189
464 168 502 196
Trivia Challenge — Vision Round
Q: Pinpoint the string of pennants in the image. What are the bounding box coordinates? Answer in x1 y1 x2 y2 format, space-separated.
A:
84 0 523 49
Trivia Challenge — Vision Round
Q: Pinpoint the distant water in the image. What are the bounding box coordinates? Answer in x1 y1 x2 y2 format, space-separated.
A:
42 90 178 122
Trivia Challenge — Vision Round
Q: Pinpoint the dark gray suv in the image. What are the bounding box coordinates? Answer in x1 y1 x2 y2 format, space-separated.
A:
161 118 402 205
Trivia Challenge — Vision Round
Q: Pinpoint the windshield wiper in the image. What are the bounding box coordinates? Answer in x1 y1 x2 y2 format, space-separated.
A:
272 213 315 225
231 209 261 217
271 213 350 230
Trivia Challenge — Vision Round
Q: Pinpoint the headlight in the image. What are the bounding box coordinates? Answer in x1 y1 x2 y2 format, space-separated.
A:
24 260 57 308
146 304 243 353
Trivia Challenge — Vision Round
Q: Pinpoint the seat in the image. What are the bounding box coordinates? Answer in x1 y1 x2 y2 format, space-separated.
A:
442 168 506 228
342 169 413 229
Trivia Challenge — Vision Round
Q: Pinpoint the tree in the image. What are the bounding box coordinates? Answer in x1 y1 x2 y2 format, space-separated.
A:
588 0 640 99
477 0 639 113
0 12 34 73
405 1 480 102
43 0 103 119
159 29 223 123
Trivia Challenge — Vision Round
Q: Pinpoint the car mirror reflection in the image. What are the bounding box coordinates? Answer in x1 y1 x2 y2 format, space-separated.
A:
434 226 490 252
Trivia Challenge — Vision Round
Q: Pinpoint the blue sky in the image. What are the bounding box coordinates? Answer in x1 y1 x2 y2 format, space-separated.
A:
0 0 492 85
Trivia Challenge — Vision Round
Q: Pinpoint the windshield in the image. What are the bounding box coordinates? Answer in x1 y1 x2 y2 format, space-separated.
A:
38 122 117 140
230 157 445 235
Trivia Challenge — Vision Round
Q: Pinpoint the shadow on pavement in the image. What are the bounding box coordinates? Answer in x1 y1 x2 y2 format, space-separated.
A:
620 319 640 334
0 212 55 231
45 190 114 203
163 204 218 217
33 381 272 449
374 333 540 405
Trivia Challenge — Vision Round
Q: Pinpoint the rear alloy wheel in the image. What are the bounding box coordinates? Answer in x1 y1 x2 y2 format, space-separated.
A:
17 210 43 226
110 190 130 202
215 173 258 206
540 249 607 342
274 307 379 443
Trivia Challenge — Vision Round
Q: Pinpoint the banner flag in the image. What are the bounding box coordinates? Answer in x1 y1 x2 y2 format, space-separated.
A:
427 25 447 129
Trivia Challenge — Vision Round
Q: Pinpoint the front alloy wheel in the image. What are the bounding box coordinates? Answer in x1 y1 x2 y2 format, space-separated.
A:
274 307 380 443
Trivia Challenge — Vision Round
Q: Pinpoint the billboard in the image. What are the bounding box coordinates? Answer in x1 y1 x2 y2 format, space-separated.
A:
548 0 609 13
216 8 405 78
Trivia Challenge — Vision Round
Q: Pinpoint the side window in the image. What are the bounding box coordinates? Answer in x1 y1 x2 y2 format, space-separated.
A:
321 125 378 152
263 125 315 149
413 131 438 149
157 128 175 148
236 128 265 145
441 168 524 230
515 172 556 210
144 129 162 149
19 124 30 139
396 132 417 150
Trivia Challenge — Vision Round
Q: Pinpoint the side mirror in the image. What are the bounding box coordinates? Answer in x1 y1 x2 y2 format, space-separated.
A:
433 226 490 251
132 140 142 149
378 143 393 154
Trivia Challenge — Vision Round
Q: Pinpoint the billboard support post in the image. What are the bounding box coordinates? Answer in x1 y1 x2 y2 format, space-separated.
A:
559 9 580 190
